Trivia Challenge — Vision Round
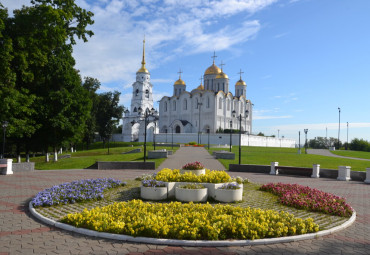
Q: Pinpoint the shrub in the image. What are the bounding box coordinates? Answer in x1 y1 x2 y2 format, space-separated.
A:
62 200 319 240
182 161 204 170
188 141 197 145
31 178 124 207
155 168 232 183
260 183 353 217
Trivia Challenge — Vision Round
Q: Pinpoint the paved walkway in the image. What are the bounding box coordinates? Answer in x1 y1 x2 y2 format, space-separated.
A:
157 146 226 171
0 148 369 254
307 149 370 161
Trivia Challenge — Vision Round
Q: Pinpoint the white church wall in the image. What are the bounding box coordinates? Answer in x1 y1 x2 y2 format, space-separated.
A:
151 133 295 148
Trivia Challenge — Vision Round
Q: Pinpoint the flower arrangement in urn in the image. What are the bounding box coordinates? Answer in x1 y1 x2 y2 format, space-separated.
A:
181 161 206 176
182 161 204 170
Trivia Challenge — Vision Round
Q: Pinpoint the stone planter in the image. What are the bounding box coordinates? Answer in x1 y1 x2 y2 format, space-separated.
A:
175 187 208 202
164 182 177 198
180 168 206 176
214 188 243 203
141 186 168 201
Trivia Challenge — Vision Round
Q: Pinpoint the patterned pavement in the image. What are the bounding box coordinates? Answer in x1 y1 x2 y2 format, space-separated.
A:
0 147 369 254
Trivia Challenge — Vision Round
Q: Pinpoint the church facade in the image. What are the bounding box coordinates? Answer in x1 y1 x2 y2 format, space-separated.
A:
158 56 253 135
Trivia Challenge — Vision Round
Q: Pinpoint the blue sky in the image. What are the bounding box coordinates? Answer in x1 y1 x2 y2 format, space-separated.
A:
3 0 370 143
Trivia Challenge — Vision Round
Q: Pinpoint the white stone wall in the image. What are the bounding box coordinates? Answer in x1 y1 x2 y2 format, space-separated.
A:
150 133 295 148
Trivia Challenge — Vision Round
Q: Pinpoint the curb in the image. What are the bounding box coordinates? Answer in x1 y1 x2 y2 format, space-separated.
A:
29 202 356 247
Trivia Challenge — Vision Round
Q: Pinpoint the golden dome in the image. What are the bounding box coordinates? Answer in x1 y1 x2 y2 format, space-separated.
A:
174 78 186 85
216 72 228 79
236 79 246 86
204 63 221 75
196 84 204 90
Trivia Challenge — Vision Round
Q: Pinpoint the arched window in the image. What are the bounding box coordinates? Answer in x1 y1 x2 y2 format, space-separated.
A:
227 100 230 111
135 89 139 96
173 101 176 111
145 89 149 98
133 107 137 112
196 98 199 109
219 97 222 109
164 102 167 112
183 99 187 110
206 97 210 108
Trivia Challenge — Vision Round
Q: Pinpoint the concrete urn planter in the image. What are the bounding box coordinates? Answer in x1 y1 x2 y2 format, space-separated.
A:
141 186 168 201
175 187 208 202
180 168 206 176
214 188 243 203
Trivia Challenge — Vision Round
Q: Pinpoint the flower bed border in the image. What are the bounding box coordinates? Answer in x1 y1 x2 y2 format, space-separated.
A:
29 201 356 246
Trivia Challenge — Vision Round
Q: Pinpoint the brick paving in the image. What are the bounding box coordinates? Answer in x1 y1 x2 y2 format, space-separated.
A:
0 147 369 254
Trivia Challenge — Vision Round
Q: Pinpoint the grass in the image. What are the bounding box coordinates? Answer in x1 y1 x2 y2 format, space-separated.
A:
208 146 370 171
31 144 178 170
331 150 370 160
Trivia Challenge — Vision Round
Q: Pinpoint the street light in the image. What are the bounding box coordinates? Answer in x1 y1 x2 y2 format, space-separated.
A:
138 107 157 162
338 107 341 150
304 129 308 154
233 110 249 165
1 121 8 159
229 120 233 152
197 101 203 144
346 122 349 150
207 128 210 150
298 131 301 154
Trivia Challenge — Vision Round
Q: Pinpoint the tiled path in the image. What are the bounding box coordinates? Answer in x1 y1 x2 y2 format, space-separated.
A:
0 147 369 254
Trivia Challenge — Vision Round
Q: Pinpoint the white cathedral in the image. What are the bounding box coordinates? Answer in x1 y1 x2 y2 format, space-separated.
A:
122 39 252 142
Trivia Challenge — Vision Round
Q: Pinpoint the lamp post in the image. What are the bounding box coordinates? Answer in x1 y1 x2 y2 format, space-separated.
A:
298 131 301 154
229 120 232 152
197 101 203 144
304 129 308 154
138 107 157 162
153 121 157 150
338 107 341 149
1 121 8 159
346 122 349 150
207 128 210 149
234 110 249 165
278 129 280 138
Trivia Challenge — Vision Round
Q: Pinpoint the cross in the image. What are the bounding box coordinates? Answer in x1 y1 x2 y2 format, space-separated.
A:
211 51 217 64
177 68 183 79
238 69 244 80
199 75 203 84
219 60 225 71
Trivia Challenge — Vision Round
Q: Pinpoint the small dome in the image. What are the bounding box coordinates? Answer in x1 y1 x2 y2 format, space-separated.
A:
174 78 186 85
204 63 221 75
137 66 149 73
216 72 228 79
196 84 204 90
236 79 246 86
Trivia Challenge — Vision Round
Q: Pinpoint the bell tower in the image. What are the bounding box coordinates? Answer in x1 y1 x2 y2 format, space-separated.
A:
131 38 153 115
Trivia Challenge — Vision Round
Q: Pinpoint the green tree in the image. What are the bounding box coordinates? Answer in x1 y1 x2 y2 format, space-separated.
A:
96 91 124 147
1 0 94 159
82 77 100 150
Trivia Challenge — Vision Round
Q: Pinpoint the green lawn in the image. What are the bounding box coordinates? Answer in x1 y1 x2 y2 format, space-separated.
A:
31 145 178 170
209 146 370 171
330 150 370 160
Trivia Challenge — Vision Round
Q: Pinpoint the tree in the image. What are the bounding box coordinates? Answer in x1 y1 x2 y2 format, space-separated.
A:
0 5 38 158
96 91 124 147
82 77 100 149
1 0 94 159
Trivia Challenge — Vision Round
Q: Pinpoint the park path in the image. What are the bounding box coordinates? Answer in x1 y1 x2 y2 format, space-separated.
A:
307 149 370 161
156 146 226 171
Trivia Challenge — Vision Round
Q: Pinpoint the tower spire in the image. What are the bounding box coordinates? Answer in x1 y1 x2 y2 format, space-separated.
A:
137 36 149 73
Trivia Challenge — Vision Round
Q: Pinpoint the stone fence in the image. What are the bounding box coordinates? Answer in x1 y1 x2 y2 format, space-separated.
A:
229 163 369 183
